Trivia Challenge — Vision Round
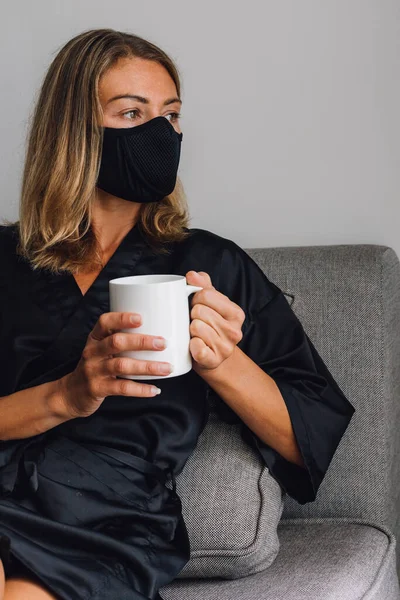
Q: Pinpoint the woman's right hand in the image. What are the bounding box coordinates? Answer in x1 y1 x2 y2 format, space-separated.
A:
59 312 173 419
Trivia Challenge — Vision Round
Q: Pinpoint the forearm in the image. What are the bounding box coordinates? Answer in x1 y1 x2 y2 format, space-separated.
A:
195 346 305 467
0 378 73 441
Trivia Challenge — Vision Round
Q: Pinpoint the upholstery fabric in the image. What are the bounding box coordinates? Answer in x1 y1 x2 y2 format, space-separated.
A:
246 245 400 570
169 409 284 578
161 519 400 599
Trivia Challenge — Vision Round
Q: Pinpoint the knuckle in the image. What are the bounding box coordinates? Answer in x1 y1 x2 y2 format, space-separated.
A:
237 307 246 321
102 357 112 375
203 289 213 302
118 379 132 395
190 318 201 332
145 361 155 375
222 340 232 355
81 345 92 361
140 335 149 351
191 304 201 319
114 357 127 374
110 333 124 351
82 359 94 380
98 313 107 329
227 323 239 339
87 377 99 399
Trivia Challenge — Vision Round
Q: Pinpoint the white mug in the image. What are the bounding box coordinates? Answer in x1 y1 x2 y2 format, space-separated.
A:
109 274 203 379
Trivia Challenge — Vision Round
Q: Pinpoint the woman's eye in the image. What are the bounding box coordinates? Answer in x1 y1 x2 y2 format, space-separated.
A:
166 112 182 123
122 110 140 120
121 110 181 122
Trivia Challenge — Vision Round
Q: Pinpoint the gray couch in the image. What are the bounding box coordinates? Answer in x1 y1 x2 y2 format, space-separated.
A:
161 244 400 600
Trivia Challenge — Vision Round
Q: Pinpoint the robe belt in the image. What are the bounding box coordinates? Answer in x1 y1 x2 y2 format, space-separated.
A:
1 437 177 497
80 442 177 494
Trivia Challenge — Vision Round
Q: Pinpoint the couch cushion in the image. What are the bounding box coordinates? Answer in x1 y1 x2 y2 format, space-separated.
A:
160 519 400 600
169 408 284 579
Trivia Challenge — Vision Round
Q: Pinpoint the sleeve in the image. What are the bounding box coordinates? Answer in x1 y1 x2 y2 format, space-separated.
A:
207 240 355 505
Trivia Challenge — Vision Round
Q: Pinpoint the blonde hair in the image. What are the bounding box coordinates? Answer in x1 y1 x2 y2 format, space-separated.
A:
3 28 191 274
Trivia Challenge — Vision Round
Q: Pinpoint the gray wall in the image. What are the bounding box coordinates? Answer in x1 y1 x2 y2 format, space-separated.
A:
1 1 400 256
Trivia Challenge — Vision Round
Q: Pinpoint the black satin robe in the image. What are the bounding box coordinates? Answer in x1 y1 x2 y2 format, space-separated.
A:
0 222 355 599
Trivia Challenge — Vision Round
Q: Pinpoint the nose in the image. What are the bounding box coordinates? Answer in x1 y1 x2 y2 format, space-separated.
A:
146 110 181 134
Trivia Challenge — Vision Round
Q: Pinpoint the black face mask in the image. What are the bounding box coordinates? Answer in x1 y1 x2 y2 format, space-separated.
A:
96 116 183 203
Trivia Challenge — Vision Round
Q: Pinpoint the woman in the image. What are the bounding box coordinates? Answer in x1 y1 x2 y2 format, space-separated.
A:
0 28 355 600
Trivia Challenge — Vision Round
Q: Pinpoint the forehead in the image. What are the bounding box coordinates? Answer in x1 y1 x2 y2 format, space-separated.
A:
99 57 177 102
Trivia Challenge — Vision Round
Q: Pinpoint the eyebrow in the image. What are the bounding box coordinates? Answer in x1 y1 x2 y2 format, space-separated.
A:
106 94 182 106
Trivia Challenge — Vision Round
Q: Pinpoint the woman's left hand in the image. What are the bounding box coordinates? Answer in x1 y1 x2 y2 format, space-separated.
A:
186 270 246 372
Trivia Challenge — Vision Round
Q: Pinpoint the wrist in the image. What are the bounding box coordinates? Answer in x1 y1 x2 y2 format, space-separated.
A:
48 376 76 422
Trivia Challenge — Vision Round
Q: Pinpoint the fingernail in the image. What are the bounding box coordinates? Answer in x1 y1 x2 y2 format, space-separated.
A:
130 315 141 324
151 386 161 395
153 338 167 349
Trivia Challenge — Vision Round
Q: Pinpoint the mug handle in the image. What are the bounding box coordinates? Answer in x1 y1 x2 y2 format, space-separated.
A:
186 284 203 296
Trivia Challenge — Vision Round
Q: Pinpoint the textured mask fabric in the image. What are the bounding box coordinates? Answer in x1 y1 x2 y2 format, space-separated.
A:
96 116 183 204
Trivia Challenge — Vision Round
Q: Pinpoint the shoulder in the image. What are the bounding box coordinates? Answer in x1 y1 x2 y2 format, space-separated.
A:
0 224 23 276
182 226 252 265
182 226 282 311
0 223 19 249
182 226 234 252
181 225 251 270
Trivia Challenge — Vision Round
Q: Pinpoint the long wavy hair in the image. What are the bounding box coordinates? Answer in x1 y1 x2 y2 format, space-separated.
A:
2 28 191 274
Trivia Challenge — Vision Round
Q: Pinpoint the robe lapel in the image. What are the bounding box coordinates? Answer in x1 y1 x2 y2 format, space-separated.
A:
18 224 150 390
